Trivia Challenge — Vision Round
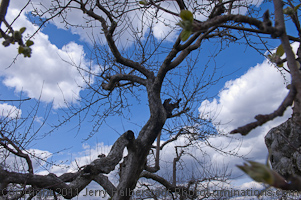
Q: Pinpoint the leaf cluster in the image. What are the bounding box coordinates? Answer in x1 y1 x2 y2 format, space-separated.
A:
177 10 194 41
0 27 34 58
268 44 284 67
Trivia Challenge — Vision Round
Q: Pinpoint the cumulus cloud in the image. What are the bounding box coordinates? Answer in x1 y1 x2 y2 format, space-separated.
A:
2 148 52 172
9 0 265 46
200 60 291 132
239 181 264 190
37 142 113 174
198 55 293 184
0 7 99 108
27 149 53 170
0 103 21 118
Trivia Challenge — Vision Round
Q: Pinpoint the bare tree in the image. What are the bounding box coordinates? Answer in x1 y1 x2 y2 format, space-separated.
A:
1 0 301 199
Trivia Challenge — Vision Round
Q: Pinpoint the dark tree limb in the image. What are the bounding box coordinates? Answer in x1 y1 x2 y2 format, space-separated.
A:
193 14 283 37
273 0 301 121
93 174 116 197
0 0 9 26
163 98 181 118
220 25 301 42
0 130 135 199
144 131 161 173
175 0 187 10
101 74 146 91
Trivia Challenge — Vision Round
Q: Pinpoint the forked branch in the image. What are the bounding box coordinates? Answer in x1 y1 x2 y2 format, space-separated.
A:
101 74 147 91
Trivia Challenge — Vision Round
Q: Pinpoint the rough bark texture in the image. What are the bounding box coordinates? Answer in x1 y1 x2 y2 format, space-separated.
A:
265 117 301 179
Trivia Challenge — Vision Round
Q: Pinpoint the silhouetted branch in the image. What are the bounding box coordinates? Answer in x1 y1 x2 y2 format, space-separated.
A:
231 87 296 135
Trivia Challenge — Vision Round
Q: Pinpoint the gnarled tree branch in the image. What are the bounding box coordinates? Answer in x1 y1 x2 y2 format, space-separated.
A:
101 74 146 91
0 130 135 199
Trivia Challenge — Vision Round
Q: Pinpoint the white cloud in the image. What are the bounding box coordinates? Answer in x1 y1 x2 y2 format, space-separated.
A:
27 148 52 170
0 103 21 118
8 0 265 47
148 2 181 41
69 143 112 171
200 61 290 132
37 142 113 173
198 56 293 181
0 8 99 109
2 148 52 172
239 181 264 190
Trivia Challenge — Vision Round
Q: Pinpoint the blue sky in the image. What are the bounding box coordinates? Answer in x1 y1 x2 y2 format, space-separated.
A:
0 0 296 198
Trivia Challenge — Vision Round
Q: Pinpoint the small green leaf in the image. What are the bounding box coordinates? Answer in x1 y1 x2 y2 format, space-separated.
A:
2 40 10 47
286 84 291 89
183 20 192 30
276 44 284 57
13 31 22 40
283 7 294 15
179 10 193 22
26 40 34 47
294 3 301 12
21 46 32 58
237 161 274 185
19 27 26 34
177 20 193 31
180 29 191 41
139 0 147 5
176 21 185 29
277 63 283 67
18 46 24 54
